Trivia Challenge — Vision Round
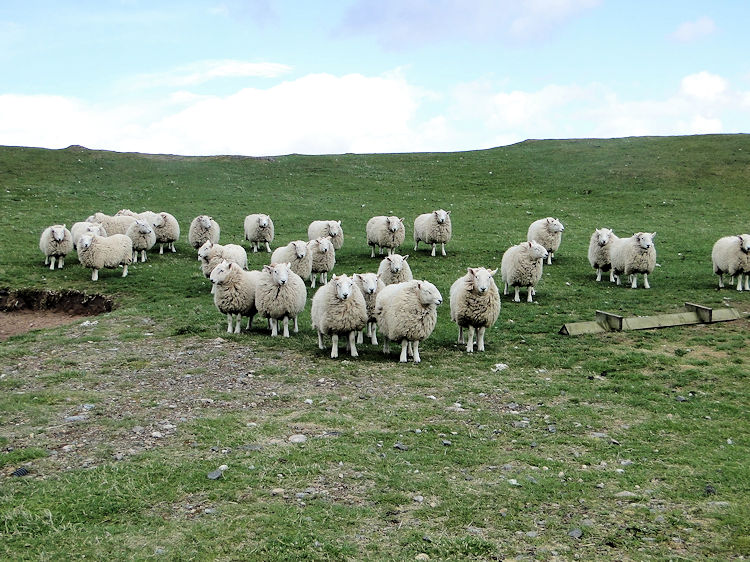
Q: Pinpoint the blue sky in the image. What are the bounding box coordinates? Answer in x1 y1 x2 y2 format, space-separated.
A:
1 1 748 156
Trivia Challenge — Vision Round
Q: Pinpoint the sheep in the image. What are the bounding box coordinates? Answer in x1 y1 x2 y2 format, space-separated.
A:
198 241 247 294
255 262 307 337
353 272 385 345
188 215 220 249
307 237 336 288
77 234 133 281
449 267 501 353
116 209 159 223
527 217 565 265
377 253 413 285
125 219 156 263
271 240 312 280
500 241 548 302
610 232 657 289
587 228 618 282
71 221 107 249
39 224 73 270
413 209 452 256
711 234 750 291
151 212 180 254
210 260 263 334
311 274 368 358
86 212 136 236
366 215 406 257
375 280 443 363
308 220 344 250
242 213 274 253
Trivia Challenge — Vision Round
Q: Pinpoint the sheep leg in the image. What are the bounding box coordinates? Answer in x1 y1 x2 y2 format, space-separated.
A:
609 269 615 283
430 243 436 257
466 326 475 353
477 327 486 352
348 331 358 357
331 334 339 358
457 326 464 344
370 323 378 345
317 330 324 350
441 243 446 256
596 268 602 282
399 339 409 363
630 274 637 289
59 257 65 269
717 274 724 289
383 339 390 354
357 329 364 344
265 242 271 253
141 249 147 262
226 314 233 333
234 315 242 334
412 340 421 363
49 256 56 270
170 242 176 253
547 253 552 265
159 243 165 254
514 287 521 302
44 256 49 265
282 316 290 337
737 274 744 291
414 240 419 251
370 246 375 258
122 264 128 277
526 287 533 303
322 272 328 285
293 316 299 333
643 274 651 289
744 274 749 291
132 250 138 263
211 284 216 294
270 318 278 337
91 268 99 281
504 282 509 295
252 242 258 253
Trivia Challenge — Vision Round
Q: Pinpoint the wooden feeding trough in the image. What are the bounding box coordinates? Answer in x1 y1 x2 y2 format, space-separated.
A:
559 302 741 335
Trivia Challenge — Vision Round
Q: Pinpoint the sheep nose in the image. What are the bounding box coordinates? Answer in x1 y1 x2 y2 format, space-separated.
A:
280 279 286 285
479 286 487 292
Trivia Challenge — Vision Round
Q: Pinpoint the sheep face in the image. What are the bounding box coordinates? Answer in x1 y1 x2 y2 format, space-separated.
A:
152 213 166 228
468 267 497 294
318 237 333 254
78 235 93 250
198 215 213 229
415 281 443 307
547 218 565 233
332 275 354 300
258 215 271 229
293 241 307 259
528 240 549 261
209 260 232 285
134 219 152 234
327 221 341 239
386 254 408 273
387 216 403 232
635 232 656 250
434 210 450 224
355 273 379 294
595 228 613 246
738 234 750 253
198 240 214 262
265 262 291 286
51 225 67 242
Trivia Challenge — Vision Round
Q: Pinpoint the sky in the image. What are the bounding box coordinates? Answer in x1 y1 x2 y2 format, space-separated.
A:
1 0 749 156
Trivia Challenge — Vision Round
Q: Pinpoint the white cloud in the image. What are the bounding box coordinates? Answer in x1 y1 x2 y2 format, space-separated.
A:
128 60 293 90
680 71 728 101
670 16 716 42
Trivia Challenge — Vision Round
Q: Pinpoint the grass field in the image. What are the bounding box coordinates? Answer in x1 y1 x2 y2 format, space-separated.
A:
0 134 748 560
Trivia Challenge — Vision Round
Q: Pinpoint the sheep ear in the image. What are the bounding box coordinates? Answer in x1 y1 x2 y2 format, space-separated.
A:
262 265 273 273
489 268 498 276
399 217 405 223
446 210 451 215
651 232 657 238
337 220 341 226
403 255 409 261
528 241 533 247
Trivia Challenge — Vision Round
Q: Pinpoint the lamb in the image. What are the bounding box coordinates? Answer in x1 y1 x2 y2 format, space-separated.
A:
77 233 133 281
86 212 136 236
375 280 443 363
39 224 73 270
271 240 312 280
71 221 108 249
311 274 368 358
255 262 307 337
210 260 263 334
151 212 180 254
413 209 452 256
353 272 385 345
711 234 750 291
125 219 156 263
308 220 344 250
377 253 413 285
366 215 406 257
244 213 275 253
609 232 657 289
188 215 220 249
588 228 619 282
308 237 336 288
500 241 548 302
527 217 565 265
449 267 501 353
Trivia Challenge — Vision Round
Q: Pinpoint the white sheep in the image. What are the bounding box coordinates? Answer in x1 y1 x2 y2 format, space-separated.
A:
527 217 564 265
366 215 405 257
126 219 156 263
244 213 275 253
311 274 368 358
188 215 220 249
449 267 501 353
39 224 73 270
255 262 307 337
308 237 336 288
77 234 133 281
86 212 136 236
500 241 548 302
198 241 248 294
116 209 159 223
711 234 750 291
413 209 452 256
271 240 312 281
377 253 413 285
610 232 657 289
151 212 180 254
308 220 344 250
353 272 385 345
587 228 618 282
375 280 443 363
210 260 263 333
71 222 108 249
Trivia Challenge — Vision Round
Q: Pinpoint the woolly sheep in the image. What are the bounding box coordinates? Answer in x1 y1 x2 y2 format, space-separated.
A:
39 224 73 270
587 228 618 282
311 274 368 358
449 267 501 353
527 217 564 265
353 272 385 345
711 234 750 291
308 220 344 250
610 232 657 289
366 215 405 257
377 253 413 285
210 260 263 333
116 209 159 223
77 233 133 281
500 241 548 302
71 221 107 249
86 212 136 236
271 240 312 280
188 215 220 249
151 212 180 254
308 237 336 288
244 214 274 253
375 280 443 363
126 219 156 263
413 209 452 257
255 262 307 338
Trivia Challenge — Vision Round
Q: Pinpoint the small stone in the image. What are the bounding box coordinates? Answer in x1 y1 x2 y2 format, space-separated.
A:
64 415 87 422
207 469 224 480
614 491 638 498
289 434 307 444
568 528 583 539
596 482 605 489
151 431 163 439
620 459 633 466
442 440 451 446
526 531 538 538
82 403 95 410
413 495 424 503
581 519 595 527
415 554 430 561
491 363 508 372
508 479 520 486
591 432 608 439
393 442 409 451
270 488 285 496
547 425 557 433
676 395 688 402
304 399 313 405
204 508 215 514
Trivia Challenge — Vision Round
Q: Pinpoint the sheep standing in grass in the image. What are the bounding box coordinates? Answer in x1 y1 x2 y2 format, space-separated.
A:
610 232 657 289
116 209 159 223
271 241 312 281
449 267 501 353
244 214 274 253
354 272 385 345
188 215 220 249
77 234 133 281
366 216 405 257
308 237 335 288
527 217 564 265
255 262 307 337
86 212 136 236
210 260 263 333
308 220 344 250
588 228 618 282
311 274 368 358
377 254 413 285
375 280 443 363
500 241 548 302
152 212 180 254
126 219 156 263
712 234 750 291
198 241 247 294
71 222 107 249
414 209 452 256
39 224 73 270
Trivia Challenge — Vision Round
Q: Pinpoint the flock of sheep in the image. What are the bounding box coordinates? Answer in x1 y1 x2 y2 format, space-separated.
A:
39 209 750 362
